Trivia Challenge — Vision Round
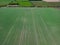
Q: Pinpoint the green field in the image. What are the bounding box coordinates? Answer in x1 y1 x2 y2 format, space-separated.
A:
31 1 60 6
0 0 12 5
18 1 33 6
0 8 60 45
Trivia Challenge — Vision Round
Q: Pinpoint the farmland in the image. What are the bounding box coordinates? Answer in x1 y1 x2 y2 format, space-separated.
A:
0 8 60 45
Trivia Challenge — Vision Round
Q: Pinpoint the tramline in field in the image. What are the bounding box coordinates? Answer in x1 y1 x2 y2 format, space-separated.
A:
0 8 60 45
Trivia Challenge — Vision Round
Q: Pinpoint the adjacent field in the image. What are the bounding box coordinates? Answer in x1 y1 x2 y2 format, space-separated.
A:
0 8 60 45
31 1 60 6
18 1 33 6
0 0 12 5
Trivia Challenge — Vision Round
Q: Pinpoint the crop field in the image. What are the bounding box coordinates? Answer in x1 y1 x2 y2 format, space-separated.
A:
31 1 60 6
18 1 33 6
0 8 60 45
0 0 12 5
